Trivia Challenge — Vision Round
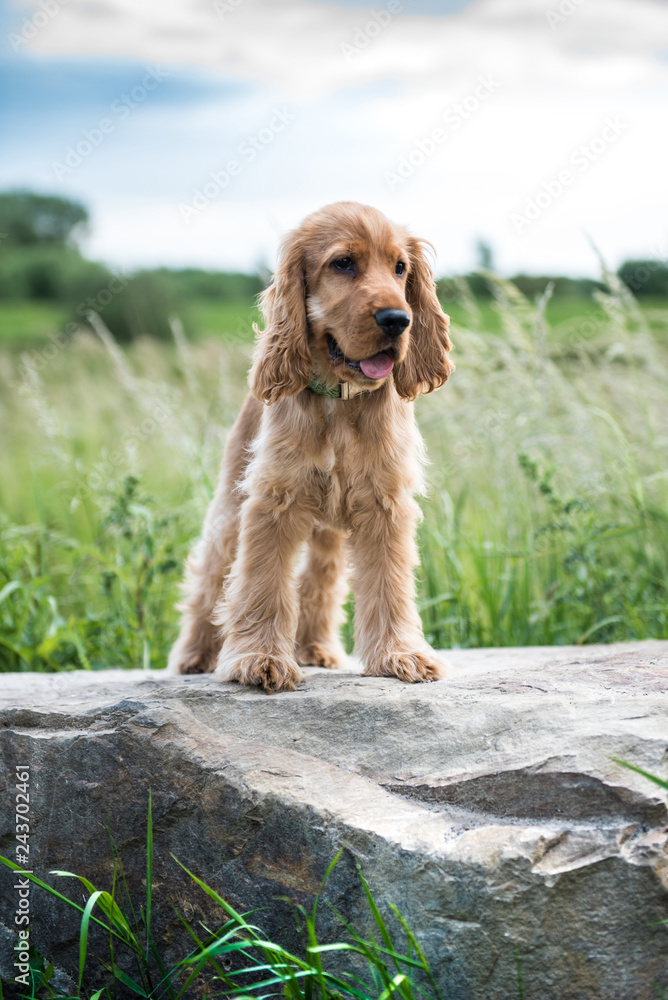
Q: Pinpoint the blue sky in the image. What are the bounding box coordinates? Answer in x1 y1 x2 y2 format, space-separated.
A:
2 0 667 276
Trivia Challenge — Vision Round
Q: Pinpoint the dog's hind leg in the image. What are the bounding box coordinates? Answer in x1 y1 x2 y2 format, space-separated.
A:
295 526 348 669
167 396 262 675
167 507 238 675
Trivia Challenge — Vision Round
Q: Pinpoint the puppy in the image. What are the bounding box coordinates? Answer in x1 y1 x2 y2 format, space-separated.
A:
168 201 454 692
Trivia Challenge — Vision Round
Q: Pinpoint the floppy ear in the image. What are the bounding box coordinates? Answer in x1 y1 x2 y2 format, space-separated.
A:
393 238 454 401
249 228 312 404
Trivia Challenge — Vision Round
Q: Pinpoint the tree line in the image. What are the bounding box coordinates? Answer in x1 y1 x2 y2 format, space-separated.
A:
1 191 665 342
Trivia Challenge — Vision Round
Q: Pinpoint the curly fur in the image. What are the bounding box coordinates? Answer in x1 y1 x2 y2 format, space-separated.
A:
168 202 454 692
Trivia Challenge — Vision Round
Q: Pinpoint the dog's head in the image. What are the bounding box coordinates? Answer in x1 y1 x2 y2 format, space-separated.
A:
250 201 454 403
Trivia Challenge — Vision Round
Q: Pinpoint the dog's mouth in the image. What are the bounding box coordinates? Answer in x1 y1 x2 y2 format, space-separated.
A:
327 334 396 381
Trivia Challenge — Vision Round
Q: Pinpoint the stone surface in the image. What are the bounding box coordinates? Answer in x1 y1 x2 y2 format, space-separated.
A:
1 642 667 999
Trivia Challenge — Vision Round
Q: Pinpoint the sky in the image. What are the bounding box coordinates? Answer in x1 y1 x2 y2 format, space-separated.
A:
1 0 667 277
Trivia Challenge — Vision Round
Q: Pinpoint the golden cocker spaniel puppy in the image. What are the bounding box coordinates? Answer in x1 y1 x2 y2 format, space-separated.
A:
168 201 454 692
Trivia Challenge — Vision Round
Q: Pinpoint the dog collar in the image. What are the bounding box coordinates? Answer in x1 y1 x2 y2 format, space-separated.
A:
308 376 343 398
307 377 369 399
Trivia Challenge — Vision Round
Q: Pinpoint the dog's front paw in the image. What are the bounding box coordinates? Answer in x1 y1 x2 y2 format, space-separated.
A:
295 641 345 670
362 650 448 683
215 652 303 694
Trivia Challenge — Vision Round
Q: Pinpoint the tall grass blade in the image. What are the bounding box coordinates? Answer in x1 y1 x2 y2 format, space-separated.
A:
354 860 412 998
611 758 668 791
378 974 409 1000
145 789 153 962
49 873 136 945
388 904 443 1000
0 858 126 944
79 890 105 992
101 964 148 997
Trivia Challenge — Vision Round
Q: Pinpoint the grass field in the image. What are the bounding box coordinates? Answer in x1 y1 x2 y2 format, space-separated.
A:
1 272 667 671
3 294 667 346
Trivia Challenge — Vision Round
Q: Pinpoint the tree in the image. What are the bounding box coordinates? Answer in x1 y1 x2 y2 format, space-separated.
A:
618 258 668 297
475 238 494 271
0 191 88 247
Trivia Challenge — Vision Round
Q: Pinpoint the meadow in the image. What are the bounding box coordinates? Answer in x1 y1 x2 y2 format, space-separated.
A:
1 270 667 672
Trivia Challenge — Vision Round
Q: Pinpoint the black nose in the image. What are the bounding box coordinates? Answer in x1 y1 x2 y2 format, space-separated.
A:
374 308 410 338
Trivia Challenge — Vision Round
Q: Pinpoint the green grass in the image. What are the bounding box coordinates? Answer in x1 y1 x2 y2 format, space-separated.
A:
1 294 665 347
1 763 665 998
0 299 256 347
1 272 667 672
441 294 603 336
188 299 260 343
440 291 667 339
0 799 445 1000
0 301 70 343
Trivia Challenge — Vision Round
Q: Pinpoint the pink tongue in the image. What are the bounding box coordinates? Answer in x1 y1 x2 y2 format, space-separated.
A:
359 352 394 380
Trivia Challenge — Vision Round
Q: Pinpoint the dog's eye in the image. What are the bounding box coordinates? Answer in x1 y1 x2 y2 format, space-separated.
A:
332 257 355 272
395 261 406 276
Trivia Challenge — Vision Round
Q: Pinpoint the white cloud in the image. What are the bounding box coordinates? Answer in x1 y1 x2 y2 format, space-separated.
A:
18 0 668 97
8 0 668 274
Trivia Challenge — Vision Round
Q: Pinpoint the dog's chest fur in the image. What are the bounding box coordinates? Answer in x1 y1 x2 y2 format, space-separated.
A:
243 390 426 532
311 392 426 525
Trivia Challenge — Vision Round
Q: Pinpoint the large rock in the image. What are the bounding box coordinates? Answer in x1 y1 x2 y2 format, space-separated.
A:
1 642 667 999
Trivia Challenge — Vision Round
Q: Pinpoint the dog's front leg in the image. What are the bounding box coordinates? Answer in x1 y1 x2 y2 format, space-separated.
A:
349 497 446 683
213 492 313 693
